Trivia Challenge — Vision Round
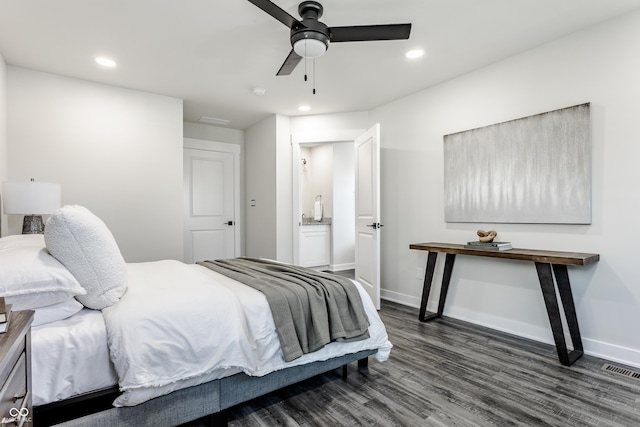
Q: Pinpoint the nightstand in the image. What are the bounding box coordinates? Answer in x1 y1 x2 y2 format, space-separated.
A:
0 311 34 427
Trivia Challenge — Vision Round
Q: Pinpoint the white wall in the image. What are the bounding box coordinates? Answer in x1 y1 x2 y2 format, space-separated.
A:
0 52 6 237
300 146 312 218
245 115 278 259
183 122 244 146
7 67 184 262
244 114 293 262
300 145 335 219
275 114 292 263
332 142 355 270
308 144 334 218
290 111 368 136
370 10 640 367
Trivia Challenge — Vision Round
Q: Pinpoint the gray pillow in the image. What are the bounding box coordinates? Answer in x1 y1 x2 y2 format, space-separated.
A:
45 205 127 310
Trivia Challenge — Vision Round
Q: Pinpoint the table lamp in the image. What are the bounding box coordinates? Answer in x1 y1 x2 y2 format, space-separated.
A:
1 179 61 234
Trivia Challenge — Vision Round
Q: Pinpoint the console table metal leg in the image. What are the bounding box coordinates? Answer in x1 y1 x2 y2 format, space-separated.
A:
552 264 584 360
419 252 438 321
535 262 583 366
437 254 456 316
419 252 456 321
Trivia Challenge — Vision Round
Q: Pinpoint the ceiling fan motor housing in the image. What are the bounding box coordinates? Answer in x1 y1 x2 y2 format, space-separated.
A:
290 1 330 53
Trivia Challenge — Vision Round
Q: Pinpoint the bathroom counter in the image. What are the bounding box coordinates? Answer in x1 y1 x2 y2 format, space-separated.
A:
301 217 332 225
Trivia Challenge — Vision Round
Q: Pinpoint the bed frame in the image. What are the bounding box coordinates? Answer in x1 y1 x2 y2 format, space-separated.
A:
35 349 376 427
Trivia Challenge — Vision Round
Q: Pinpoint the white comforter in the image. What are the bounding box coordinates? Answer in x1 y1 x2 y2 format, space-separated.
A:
102 260 392 407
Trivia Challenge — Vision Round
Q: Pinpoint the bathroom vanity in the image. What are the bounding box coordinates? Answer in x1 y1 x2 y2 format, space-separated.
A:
300 218 331 269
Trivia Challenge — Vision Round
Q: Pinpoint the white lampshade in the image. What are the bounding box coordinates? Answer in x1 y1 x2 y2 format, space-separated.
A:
2 180 61 215
293 38 327 58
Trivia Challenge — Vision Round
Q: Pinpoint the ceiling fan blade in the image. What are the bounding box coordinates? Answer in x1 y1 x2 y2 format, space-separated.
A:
277 50 303 76
247 0 304 29
329 23 412 42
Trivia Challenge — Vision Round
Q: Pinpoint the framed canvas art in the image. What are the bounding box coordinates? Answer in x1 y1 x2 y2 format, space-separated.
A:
443 103 591 224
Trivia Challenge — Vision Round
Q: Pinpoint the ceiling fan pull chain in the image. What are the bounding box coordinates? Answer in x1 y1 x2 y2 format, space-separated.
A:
313 58 316 95
304 43 308 82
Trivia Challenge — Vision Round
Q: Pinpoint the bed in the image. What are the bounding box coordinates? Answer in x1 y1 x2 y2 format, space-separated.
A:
0 205 392 426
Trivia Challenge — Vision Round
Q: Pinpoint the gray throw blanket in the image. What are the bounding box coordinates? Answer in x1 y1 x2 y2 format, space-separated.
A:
197 258 370 362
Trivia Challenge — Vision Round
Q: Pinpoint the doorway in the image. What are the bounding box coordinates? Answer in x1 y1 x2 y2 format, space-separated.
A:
292 125 382 309
292 130 363 270
298 142 355 271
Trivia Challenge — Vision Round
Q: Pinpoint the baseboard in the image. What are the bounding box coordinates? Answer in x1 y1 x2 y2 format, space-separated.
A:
328 263 354 272
306 265 329 272
380 289 421 308
582 338 640 369
380 294 640 369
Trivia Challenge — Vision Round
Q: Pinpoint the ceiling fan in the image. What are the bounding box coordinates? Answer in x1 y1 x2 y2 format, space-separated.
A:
248 0 412 76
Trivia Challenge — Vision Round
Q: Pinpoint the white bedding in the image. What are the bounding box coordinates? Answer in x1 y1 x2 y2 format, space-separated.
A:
32 260 392 408
107 260 392 406
31 309 119 406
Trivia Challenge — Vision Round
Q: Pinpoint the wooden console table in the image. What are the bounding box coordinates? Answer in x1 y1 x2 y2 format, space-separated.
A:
409 242 600 366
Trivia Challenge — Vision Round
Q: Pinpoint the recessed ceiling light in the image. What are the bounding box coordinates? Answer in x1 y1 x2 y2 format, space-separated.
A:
405 49 424 59
95 57 117 67
298 105 311 112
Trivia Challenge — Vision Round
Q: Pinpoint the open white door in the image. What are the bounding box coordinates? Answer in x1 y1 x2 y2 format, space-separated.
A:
184 146 237 263
354 124 381 309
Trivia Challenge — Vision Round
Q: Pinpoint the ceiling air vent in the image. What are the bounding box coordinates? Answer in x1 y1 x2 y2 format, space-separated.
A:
198 116 231 126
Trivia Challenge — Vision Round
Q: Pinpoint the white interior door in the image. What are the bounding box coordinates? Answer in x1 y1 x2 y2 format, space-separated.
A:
184 148 236 263
354 124 381 309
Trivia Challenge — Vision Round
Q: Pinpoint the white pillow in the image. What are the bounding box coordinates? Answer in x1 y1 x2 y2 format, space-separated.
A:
32 298 84 327
0 246 86 310
0 234 46 249
45 205 127 310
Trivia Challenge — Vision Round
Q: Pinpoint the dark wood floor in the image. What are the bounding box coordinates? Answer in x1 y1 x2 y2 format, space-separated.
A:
220 300 640 426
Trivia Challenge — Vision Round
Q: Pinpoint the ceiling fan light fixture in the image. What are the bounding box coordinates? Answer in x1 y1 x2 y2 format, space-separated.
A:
293 38 327 58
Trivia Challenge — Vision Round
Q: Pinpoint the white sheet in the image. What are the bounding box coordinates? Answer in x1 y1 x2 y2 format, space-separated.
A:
107 260 392 407
31 308 119 406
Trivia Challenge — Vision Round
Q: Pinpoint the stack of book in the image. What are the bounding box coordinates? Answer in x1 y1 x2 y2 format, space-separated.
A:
0 297 12 334
464 241 513 251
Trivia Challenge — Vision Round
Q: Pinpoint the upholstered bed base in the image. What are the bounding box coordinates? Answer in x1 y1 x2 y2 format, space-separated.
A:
37 349 375 427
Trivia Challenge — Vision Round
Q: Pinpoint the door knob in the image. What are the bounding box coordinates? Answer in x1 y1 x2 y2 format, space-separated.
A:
225 221 234 226
366 222 383 229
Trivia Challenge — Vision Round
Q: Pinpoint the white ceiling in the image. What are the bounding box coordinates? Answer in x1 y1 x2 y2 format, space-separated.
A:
1 0 639 130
